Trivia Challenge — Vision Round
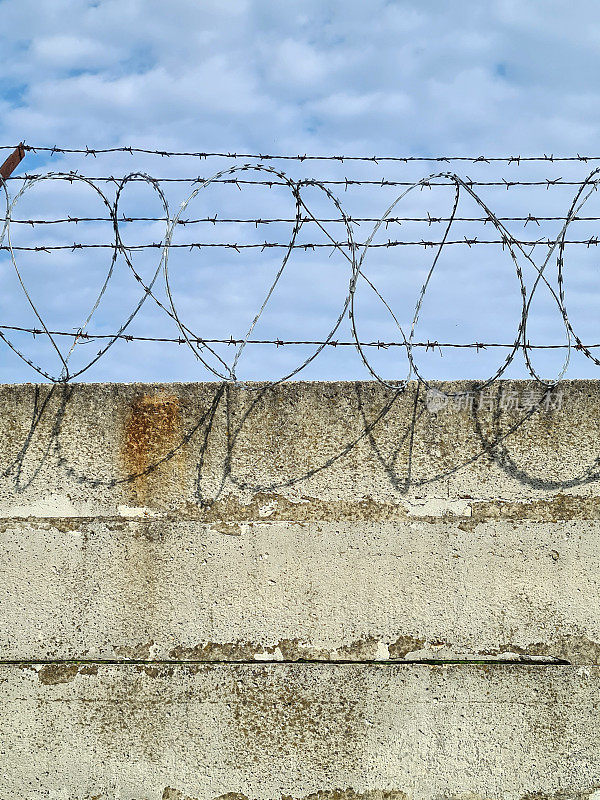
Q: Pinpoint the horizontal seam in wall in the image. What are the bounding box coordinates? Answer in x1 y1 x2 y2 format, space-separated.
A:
0 658 573 667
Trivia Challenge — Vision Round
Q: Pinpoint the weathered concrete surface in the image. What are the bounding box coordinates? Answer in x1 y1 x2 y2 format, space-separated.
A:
0 381 598 519
2 381 600 797
2 517 600 663
2 662 600 800
2 381 600 663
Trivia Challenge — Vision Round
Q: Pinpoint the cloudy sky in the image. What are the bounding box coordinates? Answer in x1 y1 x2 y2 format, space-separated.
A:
1 0 599 384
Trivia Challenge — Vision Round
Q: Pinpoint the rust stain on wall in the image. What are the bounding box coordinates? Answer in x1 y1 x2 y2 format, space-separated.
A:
162 792 410 800
483 632 600 663
168 638 381 662
295 793 409 800
37 663 99 684
388 635 427 659
470 493 600 522
163 792 252 800
38 663 80 685
121 392 185 506
196 491 413 523
160 789 600 800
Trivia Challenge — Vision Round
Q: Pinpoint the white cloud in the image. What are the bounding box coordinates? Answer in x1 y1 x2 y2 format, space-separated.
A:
309 90 412 118
0 0 599 382
268 38 332 87
30 35 123 70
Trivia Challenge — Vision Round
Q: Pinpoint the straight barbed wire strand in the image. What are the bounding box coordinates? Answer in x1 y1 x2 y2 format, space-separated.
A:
2 159 600 393
6 143 600 163
7 214 600 225
3 175 598 187
1 326 596 349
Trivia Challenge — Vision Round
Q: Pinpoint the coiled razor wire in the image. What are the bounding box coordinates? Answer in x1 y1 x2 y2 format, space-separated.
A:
3 159 600 399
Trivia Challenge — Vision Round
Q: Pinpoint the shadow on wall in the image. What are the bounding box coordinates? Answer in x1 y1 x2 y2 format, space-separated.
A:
1 379 598 503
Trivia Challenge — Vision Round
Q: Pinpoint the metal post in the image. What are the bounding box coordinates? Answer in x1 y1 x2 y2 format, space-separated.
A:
0 143 25 182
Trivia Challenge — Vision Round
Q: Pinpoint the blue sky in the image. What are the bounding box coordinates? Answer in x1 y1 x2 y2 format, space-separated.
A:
1 0 600 383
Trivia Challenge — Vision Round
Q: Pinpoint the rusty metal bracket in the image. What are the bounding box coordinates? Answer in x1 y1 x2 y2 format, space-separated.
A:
0 143 25 182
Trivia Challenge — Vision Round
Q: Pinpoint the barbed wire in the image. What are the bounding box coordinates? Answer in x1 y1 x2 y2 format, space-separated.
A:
5 143 600 163
5 237 600 251
1 324 597 350
3 174 596 188
7 214 600 226
2 158 600 395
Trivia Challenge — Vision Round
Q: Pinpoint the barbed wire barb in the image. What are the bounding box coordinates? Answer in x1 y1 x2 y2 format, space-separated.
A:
1 152 600 395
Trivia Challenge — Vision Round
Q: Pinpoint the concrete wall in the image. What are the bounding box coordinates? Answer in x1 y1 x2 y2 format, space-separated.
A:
1 380 600 799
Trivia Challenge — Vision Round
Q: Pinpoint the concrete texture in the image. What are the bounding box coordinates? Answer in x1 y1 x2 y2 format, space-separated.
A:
2 381 600 798
2 663 600 800
2 517 600 663
0 381 597 519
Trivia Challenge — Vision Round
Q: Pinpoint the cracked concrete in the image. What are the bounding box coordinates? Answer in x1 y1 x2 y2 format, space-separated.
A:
3 664 600 800
2 517 600 663
2 381 600 797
